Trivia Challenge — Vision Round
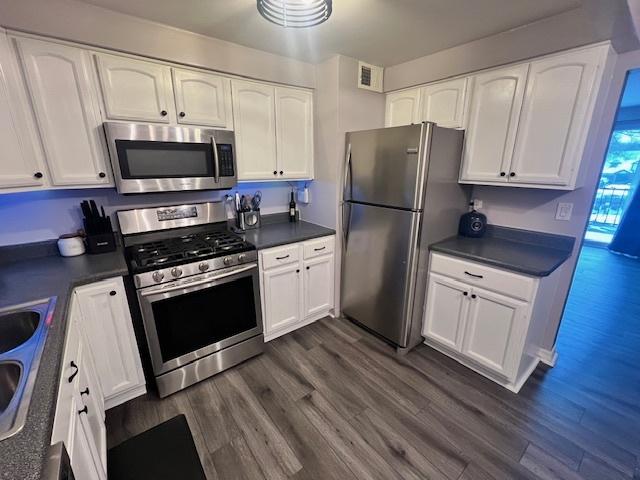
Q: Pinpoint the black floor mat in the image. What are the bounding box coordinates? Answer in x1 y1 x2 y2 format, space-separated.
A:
108 414 206 480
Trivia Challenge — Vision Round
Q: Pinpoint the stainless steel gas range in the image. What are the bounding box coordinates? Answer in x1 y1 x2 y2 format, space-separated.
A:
117 202 263 397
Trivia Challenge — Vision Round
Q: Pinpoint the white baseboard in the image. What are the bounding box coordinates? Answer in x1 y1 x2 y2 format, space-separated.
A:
264 310 332 342
535 347 558 367
105 383 147 410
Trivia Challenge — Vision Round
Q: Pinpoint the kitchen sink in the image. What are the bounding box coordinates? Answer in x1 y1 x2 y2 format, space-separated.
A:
0 363 21 416
0 311 40 354
0 298 56 441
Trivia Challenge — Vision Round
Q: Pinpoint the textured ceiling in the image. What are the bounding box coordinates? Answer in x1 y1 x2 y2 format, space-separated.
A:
75 0 583 66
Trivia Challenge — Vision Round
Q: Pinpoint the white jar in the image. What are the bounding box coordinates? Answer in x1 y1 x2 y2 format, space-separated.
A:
57 234 86 257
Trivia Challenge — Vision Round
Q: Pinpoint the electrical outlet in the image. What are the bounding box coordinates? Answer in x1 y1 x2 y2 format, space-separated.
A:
473 199 483 209
555 202 573 221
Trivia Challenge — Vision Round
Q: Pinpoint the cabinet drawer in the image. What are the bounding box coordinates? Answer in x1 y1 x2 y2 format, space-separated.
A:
429 253 536 301
303 236 334 260
261 244 300 270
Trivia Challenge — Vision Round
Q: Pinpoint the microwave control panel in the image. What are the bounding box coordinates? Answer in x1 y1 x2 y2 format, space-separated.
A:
217 144 235 177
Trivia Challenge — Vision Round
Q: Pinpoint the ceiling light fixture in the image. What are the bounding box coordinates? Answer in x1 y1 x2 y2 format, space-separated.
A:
257 0 332 28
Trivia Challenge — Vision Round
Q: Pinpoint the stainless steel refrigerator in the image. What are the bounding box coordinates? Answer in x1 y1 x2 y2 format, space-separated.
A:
341 122 469 352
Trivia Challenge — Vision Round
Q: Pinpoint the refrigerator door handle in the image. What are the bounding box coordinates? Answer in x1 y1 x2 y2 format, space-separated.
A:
342 143 352 202
342 201 352 247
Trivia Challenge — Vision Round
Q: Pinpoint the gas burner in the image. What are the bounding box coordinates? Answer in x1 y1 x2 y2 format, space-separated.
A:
185 247 213 258
126 226 254 274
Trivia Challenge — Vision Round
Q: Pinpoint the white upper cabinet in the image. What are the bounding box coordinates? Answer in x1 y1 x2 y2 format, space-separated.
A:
385 88 421 127
172 68 232 128
460 64 529 183
420 77 467 128
232 79 278 180
0 33 46 189
16 37 111 186
275 87 314 179
509 48 604 186
96 53 174 123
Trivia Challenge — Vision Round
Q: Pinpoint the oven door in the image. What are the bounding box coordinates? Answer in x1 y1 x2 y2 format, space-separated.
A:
137 263 262 376
104 122 236 194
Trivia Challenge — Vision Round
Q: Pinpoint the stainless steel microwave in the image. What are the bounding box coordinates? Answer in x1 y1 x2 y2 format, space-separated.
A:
104 122 237 194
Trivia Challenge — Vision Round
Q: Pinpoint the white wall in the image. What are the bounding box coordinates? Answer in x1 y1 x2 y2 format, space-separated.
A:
301 55 385 314
0 182 298 246
384 2 638 92
0 0 315 88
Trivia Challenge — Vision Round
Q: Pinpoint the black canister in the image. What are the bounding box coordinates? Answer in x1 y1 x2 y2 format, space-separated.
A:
458 209 487 238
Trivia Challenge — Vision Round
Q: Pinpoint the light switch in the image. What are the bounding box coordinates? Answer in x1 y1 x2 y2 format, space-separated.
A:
555 202 573 221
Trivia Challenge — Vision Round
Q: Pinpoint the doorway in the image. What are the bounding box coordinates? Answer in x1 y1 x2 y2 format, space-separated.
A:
585 69 640 247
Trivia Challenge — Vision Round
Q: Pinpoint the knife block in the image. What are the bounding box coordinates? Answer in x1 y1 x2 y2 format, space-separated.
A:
86 231 116 254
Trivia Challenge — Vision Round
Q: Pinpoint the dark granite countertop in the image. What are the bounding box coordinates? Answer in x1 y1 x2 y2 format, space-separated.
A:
430 225 576 277
0 245 129 480
240 217 336 250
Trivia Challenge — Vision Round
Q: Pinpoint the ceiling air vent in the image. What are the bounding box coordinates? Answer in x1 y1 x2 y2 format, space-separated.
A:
358 61 383 92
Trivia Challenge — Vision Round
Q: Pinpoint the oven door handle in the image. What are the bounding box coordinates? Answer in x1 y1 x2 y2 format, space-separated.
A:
211 136 220 183
140 264 257 297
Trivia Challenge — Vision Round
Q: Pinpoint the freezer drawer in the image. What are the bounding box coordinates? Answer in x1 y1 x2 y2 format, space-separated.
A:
344 124 428 210
341 202 421 346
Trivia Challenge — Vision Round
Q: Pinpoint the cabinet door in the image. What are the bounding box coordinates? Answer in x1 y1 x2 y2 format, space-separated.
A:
385 88 421 127
422 273 470 351
51 296 83 450
262 263 303 334
460 64 528 183
172 68 232 128
509 48 604 186
461 287 527 378
71 403 105 480
420 78 467 128
303 254 334 318
275 87 313 179
16 38 111 186
75 277 145 409
0 34 46 189
76 342 107 476
232 79 278 180
96 53 174 123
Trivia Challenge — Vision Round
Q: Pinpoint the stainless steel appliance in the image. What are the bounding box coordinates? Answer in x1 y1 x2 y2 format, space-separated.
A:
42 442 74 480
118 202 263 397
105 122 237 194
341 123 469 353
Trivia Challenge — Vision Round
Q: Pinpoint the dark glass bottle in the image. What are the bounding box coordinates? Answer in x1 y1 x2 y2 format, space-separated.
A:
289 191 296 222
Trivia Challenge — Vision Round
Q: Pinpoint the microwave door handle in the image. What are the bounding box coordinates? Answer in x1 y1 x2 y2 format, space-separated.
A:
211 136 220 183
140 264 256 296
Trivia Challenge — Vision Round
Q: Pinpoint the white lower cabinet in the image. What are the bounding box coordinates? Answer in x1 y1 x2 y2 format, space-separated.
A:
260 236 335 341
74 277 146 409
52 296 106 480
461 287 527 378
262 263 304 333
303 254 335 318
422 273 470 351
422 253 556 393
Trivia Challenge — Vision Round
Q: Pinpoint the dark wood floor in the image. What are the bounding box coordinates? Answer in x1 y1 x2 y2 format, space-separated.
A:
107 246 640 479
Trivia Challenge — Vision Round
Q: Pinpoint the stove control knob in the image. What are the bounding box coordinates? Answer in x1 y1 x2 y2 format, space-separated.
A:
152 271 164 283
198 262 210 272
171 267 183 278
223 256 233 266
238 253 247 263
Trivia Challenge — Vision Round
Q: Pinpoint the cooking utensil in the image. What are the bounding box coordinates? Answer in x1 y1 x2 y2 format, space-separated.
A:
251 191 262 211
